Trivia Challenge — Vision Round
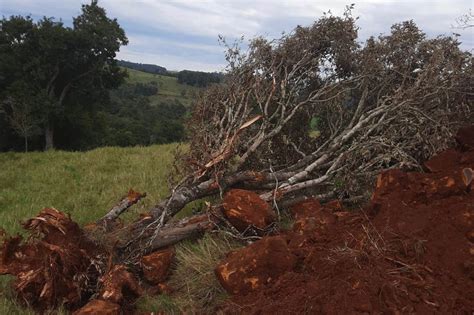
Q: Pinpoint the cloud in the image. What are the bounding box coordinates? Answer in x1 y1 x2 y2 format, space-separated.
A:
1 0 472 71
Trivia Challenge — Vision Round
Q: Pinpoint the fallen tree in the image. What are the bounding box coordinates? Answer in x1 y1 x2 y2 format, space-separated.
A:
114 12 472 258
0 9 472 312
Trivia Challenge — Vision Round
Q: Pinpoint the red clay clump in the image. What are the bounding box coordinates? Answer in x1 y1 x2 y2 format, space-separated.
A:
72 299 120 315
220 127 474 313
141 247 174 285
215 235 297 295
289 198 321 219
99 264 143 305
222 189 275 232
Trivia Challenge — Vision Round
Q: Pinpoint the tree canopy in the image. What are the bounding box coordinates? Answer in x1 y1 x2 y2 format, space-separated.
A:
0 0 128 150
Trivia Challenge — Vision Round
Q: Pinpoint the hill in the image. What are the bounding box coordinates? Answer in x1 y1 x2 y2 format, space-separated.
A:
118 60 168 75
123 67 201 107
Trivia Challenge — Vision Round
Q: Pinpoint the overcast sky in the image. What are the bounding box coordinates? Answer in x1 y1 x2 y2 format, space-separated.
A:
1 0 472 71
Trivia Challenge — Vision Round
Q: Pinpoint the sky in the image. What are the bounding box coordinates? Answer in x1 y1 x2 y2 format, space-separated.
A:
0 0 472 72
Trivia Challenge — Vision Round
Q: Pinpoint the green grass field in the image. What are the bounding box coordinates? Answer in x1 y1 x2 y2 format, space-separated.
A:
0 144 233 314
0 144 180 235
123 68 200 106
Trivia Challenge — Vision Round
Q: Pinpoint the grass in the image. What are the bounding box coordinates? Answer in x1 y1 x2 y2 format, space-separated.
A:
0 144 238 314
0 144 180 235
136 233 242 314
123 67 201 107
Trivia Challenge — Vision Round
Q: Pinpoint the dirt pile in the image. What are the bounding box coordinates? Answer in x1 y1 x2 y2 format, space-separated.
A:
215 235 297 295
218 126 474 313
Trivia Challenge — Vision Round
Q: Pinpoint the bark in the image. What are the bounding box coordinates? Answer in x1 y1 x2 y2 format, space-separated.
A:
116 213 214 261
97 189 146 231
146 214 213 253
44 125 54 151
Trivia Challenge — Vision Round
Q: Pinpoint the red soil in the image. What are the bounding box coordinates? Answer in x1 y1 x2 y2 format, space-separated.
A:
222 189 276 232
219 126 474 314
141 247 174 285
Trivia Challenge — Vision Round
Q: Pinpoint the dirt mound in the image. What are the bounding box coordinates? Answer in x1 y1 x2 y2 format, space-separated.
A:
219 131 474 313
73 299 120 315
141 248 175 285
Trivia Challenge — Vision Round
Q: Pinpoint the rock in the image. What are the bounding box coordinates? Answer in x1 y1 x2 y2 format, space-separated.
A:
289 198 321 219
73 299 120 315
222 189 275 232
215 235 296 295
463 168 473 190
100 265 143 304
141 247 174 285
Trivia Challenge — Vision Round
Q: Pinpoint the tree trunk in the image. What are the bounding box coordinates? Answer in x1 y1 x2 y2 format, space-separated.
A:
24 136 28 153
44 125 54 151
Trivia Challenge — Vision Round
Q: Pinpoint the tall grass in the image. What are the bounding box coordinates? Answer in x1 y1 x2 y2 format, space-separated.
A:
135 233 242 314
0 144 178 234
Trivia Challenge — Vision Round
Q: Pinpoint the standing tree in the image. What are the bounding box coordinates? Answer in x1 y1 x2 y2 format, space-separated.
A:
0 0 128 150
1 82 43 152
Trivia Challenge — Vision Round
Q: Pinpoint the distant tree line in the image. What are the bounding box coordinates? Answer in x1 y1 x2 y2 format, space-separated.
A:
117 60 168 75
103 82 186 147
177 70 223 87
118 60 224 88
0 80 187 151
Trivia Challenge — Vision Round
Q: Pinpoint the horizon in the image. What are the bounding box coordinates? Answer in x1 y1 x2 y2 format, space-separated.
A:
1 0 472 72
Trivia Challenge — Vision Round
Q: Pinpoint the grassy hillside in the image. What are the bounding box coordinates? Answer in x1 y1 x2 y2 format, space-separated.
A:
123 67 200 106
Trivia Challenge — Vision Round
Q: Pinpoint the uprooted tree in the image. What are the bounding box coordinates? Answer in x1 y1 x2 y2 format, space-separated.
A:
117 13 472 256
1 10 472 312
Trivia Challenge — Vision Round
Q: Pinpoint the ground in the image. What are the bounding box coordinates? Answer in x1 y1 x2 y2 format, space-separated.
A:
216 130 474 313
1 129 473 314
